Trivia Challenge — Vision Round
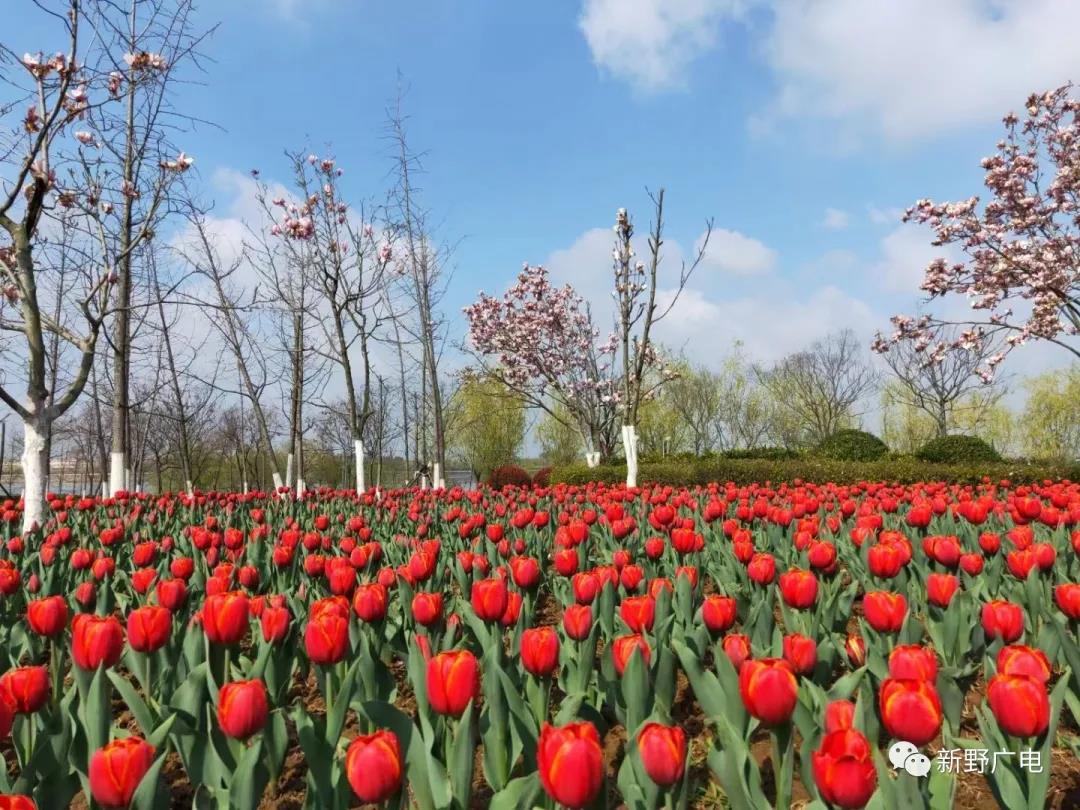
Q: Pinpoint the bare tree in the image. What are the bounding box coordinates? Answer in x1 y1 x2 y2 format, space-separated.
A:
879 324 1005 438
611 191 712 485
757 329 879 447
387 91 451 488
0 2 189 530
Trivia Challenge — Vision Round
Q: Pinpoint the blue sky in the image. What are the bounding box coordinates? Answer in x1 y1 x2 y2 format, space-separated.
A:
12 0 1080 377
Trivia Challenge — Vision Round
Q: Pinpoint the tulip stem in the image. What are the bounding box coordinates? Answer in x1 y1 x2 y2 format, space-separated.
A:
770 726 793 810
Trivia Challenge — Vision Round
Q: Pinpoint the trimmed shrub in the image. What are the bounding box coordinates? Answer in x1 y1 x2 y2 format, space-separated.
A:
816 429 889 462
721 447 800 460
551 457 1078 487
487 464 532 488
916 435 1002 464
532 466 552 487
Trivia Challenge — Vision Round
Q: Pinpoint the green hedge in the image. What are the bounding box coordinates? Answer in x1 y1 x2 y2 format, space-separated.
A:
551 457 1080 486
816 429 889 462
916 434 1002 464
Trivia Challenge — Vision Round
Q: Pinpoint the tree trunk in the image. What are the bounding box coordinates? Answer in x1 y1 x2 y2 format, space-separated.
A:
21 413 48 533
622 424 639 488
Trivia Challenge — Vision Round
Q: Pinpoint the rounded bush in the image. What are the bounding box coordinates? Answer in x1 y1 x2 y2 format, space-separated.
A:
915 435 1001 464
722 447 800 460
815 429 889 462
487 464 533 489
532 467 552 487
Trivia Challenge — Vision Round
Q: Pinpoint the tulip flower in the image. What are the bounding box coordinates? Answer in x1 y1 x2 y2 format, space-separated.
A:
26 596 68 637
471 578 509 622
739 658 798 725
520 626 560 678
879 677 943 745
824 700 856 734
426 650 480 717
0 667 48 714
887 645 938 682
562 604 593 640
862 591 907 633
411 591 444 627
304 610 349 666
997 645 1052 684
619 595 655 633
0 795 35 809
1055 583 1080 620
812 729 877 809
782 633 817 676
201 591 250 645
260 604 291 644
722 633 752 672
637 722 687 787
217 679 269 739
981 600 1025 643
71 614 125 671
778 568 818 609
537 722 604 809
88 737 155 808
701 595 737 634
345 730 403 803
611 633 651 676
352 582 388 623
986 673 1050 738
926 573 959 608
126 606 171 654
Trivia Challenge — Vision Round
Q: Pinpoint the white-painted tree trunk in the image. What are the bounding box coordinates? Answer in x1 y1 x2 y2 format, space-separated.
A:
354 439 366 493
271 472 283 490
285 453 294 488
584 451 601 468
21 417 47 534
296 476 305 498
242 480 249 495
432 461 444 489
185 480 194 497
109 451 126 496
622 424 639 488
101 481 108 498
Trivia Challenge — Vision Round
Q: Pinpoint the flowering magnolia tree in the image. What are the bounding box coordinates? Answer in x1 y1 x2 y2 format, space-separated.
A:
463 264 621 466
876 84 1080 376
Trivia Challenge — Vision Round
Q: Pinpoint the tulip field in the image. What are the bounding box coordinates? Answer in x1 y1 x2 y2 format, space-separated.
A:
0 480 1078 810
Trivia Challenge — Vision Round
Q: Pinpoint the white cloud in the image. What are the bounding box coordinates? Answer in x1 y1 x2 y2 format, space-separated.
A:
653 285 878 366
757 0 1080 141
578 0 749 91
822 207 849 230
868 204 905 226
871 223 954 294
698 227 777 276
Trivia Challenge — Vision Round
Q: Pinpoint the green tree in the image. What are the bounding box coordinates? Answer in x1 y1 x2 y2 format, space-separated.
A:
1021 368 1080 460
536 402 583 466
448 375 526 480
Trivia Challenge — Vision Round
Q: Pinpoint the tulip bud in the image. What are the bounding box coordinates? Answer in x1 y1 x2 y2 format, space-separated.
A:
345 729 403 803
637 723 687 787
217 679 269 739
739 658 798 726
126 606 171 653
987 673 1050 738
537 722 604 809
520 626 560 678
812 729 877 809
89 737 155 808
71 613 125 671
26 596 68 637
426 650 480 717
879 677 942 745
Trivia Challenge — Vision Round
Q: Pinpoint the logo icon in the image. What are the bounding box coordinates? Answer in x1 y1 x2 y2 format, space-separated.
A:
888 741 931 777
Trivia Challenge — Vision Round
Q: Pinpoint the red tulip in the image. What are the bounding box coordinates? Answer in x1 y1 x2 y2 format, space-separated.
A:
987 673 1050 738
426 650 480 717
352 583 388 623
71 614 125 671
304 609 349 666
926 573 958 608
722 633 752 671
981 600 1025 643
26 596 68 637
778 569 818 609
824 700 856 734
345 730 403 803
0 667 49 714
562 604 593 640
862 591 907 633
997 645 1052 684
637 722 687 787
0 795 35 810
1055 583 1080 621
510 556 541 589
619 595 655 633
520 626 560 678
782 633 817 676
611 633 651 675
879 678 942 745
217 679 269 739
155 578 188 612
812 729 877 809
747 553 776 585
887 645 938 682
739 658 798 725
412 591 444 627
701 595 737 634
126 606 171 654
537 722 604 809
260 604 291 644
201 591 250 645
471 578 509 622
88 737 155 808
